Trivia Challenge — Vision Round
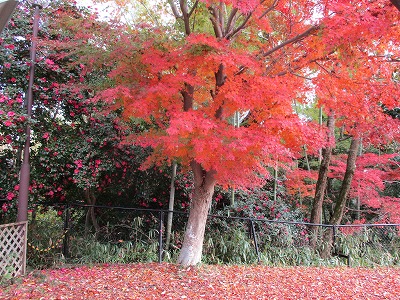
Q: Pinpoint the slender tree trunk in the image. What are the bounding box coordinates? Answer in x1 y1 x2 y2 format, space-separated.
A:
322 137 361 257
318 107 323 163
303 146 310 171
84 189 100 236
309 113 335 248
273 165 278 203
166 161 177 250
177 161 216 266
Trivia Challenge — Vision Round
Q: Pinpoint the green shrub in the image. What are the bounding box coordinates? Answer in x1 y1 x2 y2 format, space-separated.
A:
24 207 400 269
68 216 161 264
27 207 66 269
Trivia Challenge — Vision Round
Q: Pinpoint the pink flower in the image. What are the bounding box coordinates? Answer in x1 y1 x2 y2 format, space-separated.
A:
3 120 13 127
74 160 83 168
2 203 7 213
45 59 54 65
14 185 19 191
4 63 11 68
4 44 15 50
7 111 15 117
6 192 15 200
42 132 50 140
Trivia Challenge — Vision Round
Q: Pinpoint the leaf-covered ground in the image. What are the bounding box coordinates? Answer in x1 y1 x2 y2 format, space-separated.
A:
1 263 399 299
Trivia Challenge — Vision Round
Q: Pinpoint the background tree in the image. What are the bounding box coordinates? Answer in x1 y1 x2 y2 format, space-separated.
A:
0 1 185 226
307 0 400 253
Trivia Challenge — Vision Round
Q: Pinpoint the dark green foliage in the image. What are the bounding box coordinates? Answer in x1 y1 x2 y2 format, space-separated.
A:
26 207 400 268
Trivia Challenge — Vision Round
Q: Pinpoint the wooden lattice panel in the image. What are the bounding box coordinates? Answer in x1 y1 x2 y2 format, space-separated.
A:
0 221 27 278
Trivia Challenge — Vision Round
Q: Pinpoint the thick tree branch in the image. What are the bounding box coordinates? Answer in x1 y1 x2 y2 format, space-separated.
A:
168 0 182 19
180 0 191 35
225 8 239 36
219 2 225 31
258 0 279 19
262 25 319 57
391 0 400 11
182 83 194 111
190 161 216 189
209 6 224 38
214 64 226 119
226 13 252 40
188 0 199 17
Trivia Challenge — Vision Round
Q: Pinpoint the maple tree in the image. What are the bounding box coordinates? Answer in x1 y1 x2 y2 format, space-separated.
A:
87 0 400 265
307 0 400 254
90 0 331 266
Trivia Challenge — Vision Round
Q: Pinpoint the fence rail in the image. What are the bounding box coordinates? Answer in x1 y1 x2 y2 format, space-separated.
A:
21 203 400 268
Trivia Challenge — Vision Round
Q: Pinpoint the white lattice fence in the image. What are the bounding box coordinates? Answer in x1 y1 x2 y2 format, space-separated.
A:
0 221 27 278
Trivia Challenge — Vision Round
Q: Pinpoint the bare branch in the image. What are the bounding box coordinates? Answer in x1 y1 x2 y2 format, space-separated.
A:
188 0 199 17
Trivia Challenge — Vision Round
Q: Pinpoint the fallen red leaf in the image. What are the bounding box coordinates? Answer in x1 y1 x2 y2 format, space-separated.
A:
1 263 399 299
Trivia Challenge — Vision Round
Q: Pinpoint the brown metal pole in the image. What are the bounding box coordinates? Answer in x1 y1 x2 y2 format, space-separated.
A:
17 4 41 222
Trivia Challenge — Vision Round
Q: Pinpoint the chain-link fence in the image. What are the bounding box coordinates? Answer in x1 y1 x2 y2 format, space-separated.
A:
23 204 400 269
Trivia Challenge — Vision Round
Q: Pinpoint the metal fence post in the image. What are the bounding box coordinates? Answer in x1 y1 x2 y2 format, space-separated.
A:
332 225 337 252
158 211 164 263
62 205 70 259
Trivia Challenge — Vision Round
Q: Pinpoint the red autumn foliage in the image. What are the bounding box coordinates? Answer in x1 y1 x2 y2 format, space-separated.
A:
286 168 319 199
327 152 400 223
2 263 399 299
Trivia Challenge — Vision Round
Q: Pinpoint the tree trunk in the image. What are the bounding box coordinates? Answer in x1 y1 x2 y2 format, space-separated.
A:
322 137 361 257
84 189 100 236
309 113 335 248
177 161 216 266
166 161 177 251
273 165 278 202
